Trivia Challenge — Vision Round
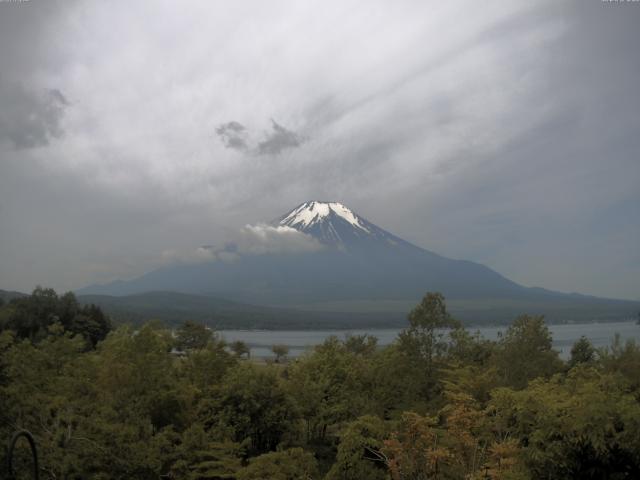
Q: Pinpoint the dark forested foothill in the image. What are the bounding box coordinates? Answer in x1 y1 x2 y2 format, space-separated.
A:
0 287 111 348
1 288 640 479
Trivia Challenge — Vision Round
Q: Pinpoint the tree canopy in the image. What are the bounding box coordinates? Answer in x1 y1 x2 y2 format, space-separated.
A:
1 289 639 479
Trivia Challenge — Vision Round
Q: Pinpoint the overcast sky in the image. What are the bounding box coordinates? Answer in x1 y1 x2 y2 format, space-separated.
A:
0 0 638 300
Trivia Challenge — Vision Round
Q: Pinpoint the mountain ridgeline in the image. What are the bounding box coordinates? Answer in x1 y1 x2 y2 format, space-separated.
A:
77 202 639 326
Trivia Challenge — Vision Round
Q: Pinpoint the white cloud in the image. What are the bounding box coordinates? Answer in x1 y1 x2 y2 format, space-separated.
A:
233 224 324 255
160 223 324 266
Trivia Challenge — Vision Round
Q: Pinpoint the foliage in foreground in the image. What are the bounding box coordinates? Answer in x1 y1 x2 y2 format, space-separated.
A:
1 290 640 479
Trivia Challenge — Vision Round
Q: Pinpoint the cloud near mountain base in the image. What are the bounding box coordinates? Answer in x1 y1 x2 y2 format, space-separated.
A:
161 223 324 265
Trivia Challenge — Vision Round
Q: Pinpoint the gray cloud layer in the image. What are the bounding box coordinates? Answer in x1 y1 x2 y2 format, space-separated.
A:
0 1 638 299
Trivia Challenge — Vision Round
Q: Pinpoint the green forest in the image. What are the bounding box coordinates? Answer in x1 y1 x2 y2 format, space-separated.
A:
1 288 640 479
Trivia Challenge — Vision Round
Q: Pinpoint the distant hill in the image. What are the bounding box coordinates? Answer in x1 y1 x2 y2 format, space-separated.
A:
0 289 28 303
77 291 407 329
3 287 636 330
76 291 640 330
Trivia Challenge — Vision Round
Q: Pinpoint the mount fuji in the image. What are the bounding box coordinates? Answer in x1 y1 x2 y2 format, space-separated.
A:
77 202 639 325
278 201 403 249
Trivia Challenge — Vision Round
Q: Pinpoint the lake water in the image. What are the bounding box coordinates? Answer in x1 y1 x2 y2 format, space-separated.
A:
219 321 640 360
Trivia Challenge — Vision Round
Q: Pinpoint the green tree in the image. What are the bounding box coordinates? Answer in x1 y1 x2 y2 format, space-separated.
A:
230 340 251 359
3 286 60 341
286 337 373 442
1 287 110 348
236 447 318 480
365 344 420 415
444 328 500 403
96 324 186 431
396 292 460 402
180 339 237 392
325 415 389 480
175 320 214 351
598 334 640 393
568 336 596 368
169 424 242 480
344 334 378 356
272 344 289 363
448 327 496 368
68 303 112 348
398 293 459 369
399 293 459 362
493 315 562 389
0 324 170 479
200 364 299 455
487 368 640 479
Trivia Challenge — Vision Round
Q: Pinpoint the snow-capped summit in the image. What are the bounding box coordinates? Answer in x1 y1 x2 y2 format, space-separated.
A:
280 201 369 231
276 201 410 250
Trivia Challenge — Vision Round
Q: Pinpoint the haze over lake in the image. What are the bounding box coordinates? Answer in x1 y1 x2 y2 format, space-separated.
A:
221 321 640 359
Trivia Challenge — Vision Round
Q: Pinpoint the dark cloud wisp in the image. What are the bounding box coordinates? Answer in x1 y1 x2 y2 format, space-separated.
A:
257 119 303 155
216 119 304 155
0 79 69 150
216 121 249 151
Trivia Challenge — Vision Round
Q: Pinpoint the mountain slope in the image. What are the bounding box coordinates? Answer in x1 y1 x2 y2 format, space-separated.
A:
77 291 406 329
77 202 639 324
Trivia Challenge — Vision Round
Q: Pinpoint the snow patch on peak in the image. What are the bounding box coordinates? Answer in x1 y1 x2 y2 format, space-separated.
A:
280 201 370 233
